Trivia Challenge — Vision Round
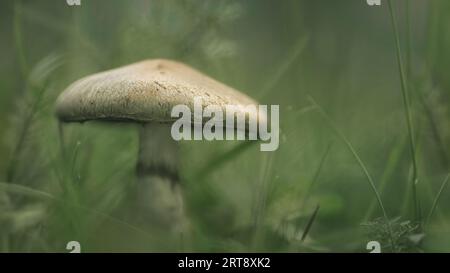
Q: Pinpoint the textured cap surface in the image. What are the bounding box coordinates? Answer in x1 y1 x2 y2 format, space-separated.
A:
56 59 263 126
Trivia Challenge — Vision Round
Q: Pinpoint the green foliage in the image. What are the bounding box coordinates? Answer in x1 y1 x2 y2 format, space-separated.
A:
0 0 449 252
362 217 424 253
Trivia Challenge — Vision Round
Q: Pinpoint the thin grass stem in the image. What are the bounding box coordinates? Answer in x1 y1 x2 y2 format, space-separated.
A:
308 96 396 251
426 173 450 225
387 0 420 223
301 204 320 242
258 36 308 100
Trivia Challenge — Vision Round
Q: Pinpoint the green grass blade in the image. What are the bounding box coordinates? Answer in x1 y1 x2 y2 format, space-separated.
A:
301 204 320 242
387 0 420 223
192 141 257 181
0 182 154 240
0 181 57 202
14 0 28 79
426 173 450 225
258 36 308 99
364 136 407 221
299 143 331 213
308 96 396 251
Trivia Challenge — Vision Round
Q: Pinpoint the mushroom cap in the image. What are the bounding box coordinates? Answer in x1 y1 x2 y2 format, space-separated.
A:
56 59 265 128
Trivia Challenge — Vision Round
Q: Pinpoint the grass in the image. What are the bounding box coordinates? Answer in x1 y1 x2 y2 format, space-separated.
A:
300 204 320 242
299 143 331 214
0 181 154 240
13 0 28 80
308 96 396 251
363 136 407 221
387 0 420 224
427 173 450 225
258 36 308 100
0 0 449 253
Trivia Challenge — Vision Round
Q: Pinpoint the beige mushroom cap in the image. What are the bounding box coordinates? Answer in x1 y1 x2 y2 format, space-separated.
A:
56 59 264 128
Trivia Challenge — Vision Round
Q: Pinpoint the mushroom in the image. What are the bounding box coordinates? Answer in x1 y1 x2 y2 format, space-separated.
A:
55 59 263 231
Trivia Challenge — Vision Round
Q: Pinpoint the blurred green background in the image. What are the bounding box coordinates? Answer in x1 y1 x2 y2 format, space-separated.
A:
0 0 449 252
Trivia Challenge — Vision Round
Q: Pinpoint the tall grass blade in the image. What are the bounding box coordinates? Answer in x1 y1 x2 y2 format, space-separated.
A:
387 0 420 223
258 36 308 99
308 96 396 251
364 136 407 221
301 204 320 242
14 0 28 80
0 182 154 239
426 173 450 225
0 181 57 202
5 54 63 183
299 143 331 213
192 141 256 181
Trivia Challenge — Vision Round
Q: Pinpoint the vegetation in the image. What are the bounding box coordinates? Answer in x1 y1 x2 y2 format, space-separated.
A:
0 0 449 252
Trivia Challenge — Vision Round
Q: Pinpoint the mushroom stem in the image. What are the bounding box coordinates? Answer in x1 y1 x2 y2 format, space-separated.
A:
136 123 186 231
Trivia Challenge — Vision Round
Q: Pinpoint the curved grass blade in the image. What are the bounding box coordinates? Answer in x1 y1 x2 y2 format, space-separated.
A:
387 0 420 223
299 143 331 213
258 36 308 99
301 204 320 242
192 141 257 181
0 182 154 240
308 96 396 251
364 136 407 221
426 173 450 225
